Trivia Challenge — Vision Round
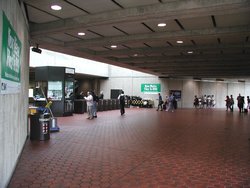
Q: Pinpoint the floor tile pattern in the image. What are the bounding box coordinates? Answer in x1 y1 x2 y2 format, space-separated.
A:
8 108 250 188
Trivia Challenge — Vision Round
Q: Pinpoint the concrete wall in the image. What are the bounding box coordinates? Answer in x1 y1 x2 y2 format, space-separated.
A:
0 1 29 187
100 66 250 108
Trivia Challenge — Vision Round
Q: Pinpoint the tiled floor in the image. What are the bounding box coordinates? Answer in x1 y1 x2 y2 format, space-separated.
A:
8 108 250 188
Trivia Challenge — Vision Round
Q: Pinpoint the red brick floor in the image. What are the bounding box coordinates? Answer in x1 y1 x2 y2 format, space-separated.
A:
8 108 250 188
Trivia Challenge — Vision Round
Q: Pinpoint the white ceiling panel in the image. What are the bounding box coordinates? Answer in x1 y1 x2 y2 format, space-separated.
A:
178 16 214 30
161 0 180 2
48 33 79 42
103 45 128 50
166 38 193 46
66 29 101 40
191 36 218 45
114 22 152 35
68 0 121 14
223 49 243 54
144 40 168 48
215 12 250 27
26 0 250 79
27 6 58 23
87 47 109 52
24 0 86 19
123 43 148 49
145 19 182 32
219 35 247 44
163 51 182 56
115 0 159 8
88 25 125 37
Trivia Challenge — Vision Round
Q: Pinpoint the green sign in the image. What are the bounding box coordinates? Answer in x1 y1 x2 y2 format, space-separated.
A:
141 84 161 94
1 12 22 94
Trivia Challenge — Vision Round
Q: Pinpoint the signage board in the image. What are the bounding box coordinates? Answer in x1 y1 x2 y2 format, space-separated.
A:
1 12 22 94
141 84 161 94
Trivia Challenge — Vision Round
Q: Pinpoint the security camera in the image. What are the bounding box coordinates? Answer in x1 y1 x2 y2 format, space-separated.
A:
31 44 42 53
32 47 42 53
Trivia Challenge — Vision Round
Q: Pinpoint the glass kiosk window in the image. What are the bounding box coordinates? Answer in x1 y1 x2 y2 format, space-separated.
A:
65 81 74 99
47 81 63 100
64 81 74 113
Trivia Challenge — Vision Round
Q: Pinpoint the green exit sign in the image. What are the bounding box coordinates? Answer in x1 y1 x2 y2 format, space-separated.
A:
141 84 161 94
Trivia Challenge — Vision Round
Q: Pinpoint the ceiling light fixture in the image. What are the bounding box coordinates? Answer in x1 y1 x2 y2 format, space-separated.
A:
157 23 166 27
111 45 117 48
78 32 85 36
176 40 183 44
51 5 62 10
187 51 193 54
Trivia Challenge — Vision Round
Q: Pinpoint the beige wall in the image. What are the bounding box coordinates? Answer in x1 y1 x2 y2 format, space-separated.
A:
100 66 250 108
0 1 30 187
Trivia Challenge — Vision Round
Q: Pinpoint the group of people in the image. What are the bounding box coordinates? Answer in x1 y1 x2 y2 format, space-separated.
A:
83 91 102 119
193 95 216 108
83 90 126 119
225 94 250 113
156 92 176 112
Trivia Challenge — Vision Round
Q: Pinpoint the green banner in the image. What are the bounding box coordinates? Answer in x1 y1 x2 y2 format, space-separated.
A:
141 84 161 94
1 12 22 94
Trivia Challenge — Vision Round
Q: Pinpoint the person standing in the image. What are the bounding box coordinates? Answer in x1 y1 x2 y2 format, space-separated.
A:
92 91 98 118
247 96 250 109
84 91 94 119
225 95 230 111
193 95 199 108
118 90 125 115
230 95 234 112
237 93 244 113
167 92 175 112
156 93 163 111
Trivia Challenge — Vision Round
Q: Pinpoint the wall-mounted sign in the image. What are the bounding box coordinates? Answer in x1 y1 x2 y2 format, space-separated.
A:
1 12 22 94
141 84 161 94
65 67 75 74
170 90 181 99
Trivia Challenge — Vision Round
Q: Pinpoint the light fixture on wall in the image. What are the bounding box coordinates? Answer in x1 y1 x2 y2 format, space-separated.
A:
32 44 42 54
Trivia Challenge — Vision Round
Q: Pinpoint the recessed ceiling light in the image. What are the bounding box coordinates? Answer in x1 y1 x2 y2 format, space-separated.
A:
78 32 85 36
51 5 62 10
187 51 193 54
111 45 117 48
157 23 166 27
133 54 138 57
176 40 183 44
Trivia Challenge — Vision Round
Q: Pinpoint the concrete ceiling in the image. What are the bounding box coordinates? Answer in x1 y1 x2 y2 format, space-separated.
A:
24 0 250 81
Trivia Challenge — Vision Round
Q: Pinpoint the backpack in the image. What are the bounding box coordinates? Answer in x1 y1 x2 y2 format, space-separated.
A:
120 95 125 103
93 94 99 102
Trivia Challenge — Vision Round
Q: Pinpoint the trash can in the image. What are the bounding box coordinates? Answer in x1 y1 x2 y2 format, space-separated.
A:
30 113 50 141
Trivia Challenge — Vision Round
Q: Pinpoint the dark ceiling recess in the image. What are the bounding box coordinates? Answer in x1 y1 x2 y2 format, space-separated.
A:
111 0 124 9
211 15 217 27
141 22 155 32
113 26 129 35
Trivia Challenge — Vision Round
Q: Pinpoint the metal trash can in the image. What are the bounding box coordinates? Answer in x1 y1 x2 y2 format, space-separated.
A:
30 113 50 141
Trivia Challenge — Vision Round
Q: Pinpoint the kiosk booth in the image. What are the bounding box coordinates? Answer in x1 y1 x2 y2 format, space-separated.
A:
34 66 75 117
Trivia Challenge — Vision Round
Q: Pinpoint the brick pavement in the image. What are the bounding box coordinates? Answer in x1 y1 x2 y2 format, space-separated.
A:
8 108 250 188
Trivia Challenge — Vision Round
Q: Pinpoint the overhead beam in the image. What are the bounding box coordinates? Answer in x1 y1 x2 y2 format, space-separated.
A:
96 44 250 57
62 26 250 48
113 54 250 62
